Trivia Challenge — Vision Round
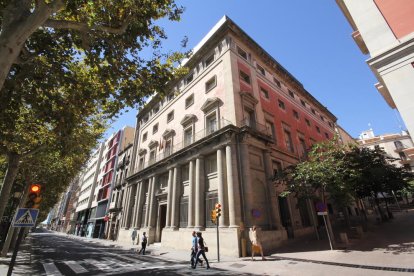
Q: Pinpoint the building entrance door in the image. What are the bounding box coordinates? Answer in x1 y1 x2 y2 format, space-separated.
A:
156 204 167 242
278 196 294 239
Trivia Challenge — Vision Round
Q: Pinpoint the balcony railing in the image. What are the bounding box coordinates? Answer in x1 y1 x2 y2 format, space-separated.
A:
138 119 233 171
239 118 272 137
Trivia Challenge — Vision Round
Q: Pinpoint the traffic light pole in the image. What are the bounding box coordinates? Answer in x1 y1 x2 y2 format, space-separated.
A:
7 227 24 276
216 215 220 262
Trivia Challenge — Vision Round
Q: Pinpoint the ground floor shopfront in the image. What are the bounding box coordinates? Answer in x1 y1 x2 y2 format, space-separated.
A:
117 126 318 256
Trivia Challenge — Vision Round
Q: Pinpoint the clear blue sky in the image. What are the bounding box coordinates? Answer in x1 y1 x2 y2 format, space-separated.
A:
106 0 406 139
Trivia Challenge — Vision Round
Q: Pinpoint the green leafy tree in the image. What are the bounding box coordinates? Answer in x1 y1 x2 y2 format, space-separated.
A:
346 146 413 220
0 0 188 220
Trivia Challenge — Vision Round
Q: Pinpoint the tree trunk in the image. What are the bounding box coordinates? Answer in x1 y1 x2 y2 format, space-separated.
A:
381 192 393 219
373 195 386 222
0 153 21 222
0 0 62 92
1 182 29 256
342 206 351 228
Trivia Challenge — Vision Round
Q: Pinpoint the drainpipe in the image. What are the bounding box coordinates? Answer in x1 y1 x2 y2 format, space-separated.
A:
235 132 247 257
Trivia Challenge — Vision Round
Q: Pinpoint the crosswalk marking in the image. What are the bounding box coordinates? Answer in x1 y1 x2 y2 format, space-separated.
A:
64 261 88 274
43 263 63 276
114 254 141 263
101 257 133 267
85 258 112 270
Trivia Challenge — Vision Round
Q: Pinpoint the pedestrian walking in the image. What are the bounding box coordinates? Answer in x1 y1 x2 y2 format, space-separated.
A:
131 228 137 245
190 231 203 268
138 232 148 255
249 225 265 261
192 232 210 269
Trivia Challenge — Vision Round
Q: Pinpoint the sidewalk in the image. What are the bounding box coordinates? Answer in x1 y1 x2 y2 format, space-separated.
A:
1 209 414 275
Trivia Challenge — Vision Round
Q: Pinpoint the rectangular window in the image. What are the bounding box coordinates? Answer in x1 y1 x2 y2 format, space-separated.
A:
240 70 251 84
149 149 156 164
328 122 333 128
205 154 217 174
205 53 215 67
237 46 248 60
206 112 217 135
273 77 281 88
301 99 306 107
260 87 269 99
181 164 189 182
205 192 218 228
186 73 194 84
142 132 148 142
324 132 329 139
320 115 325 121
305 118 311 127
316 126 321 133
142 115 149 124
257 64 265 76
288 90 295 98
185 94 194 109
311 108 316 115
184 127 193 146
164 140 172 157
205 76 217 93
153 123 158 134
299 137 307 158
266 120 276 143
179 197 188 228
284 129 294 153
278 100 286 110
293 110 299 119
167 111 174 122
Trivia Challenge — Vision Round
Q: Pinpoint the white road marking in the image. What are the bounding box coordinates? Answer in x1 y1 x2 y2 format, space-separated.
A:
64 261 88 274
101 257 133 267
85 258 112 270
42 263 63 276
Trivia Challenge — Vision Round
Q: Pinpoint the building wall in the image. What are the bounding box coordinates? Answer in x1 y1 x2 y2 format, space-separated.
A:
337 0 414 143
374 0 414 39
119 16 337 256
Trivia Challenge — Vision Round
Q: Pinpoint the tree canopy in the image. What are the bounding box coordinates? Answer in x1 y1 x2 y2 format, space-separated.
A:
0 0 189 221
278 139 413 216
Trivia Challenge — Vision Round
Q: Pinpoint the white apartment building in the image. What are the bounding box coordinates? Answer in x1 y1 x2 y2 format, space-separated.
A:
358 129 414 171
75 144 104 237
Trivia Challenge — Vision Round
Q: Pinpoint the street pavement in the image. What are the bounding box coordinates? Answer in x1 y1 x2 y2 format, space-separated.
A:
1 208 414 275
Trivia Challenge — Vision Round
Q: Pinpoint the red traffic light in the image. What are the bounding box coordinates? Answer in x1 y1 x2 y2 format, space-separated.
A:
215 203 221 209
30 184 41 193
26 184 42 209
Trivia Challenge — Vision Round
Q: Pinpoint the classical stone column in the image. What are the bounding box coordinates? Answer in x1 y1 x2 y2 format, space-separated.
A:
165 169 174 227
217 148 227 227
131 183 139 227
123 185 132 228
195 157 205 229
119 187 128 228
226 144 237 227
171 166 180 229
144 178 152 228
188 160 195 227
148 175 158 228
134 181 144 228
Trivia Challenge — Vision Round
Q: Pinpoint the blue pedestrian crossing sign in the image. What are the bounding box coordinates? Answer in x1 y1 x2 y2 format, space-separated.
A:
13 208 39 227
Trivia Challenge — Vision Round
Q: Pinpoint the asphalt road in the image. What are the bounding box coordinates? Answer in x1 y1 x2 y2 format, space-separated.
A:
16 229 249 276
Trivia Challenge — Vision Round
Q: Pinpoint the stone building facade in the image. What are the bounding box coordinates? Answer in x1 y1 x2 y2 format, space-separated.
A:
117 16 337 256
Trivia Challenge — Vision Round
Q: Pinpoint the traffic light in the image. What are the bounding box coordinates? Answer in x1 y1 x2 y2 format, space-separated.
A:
215 203 221 218
26 184 42 209
210 210 217 224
